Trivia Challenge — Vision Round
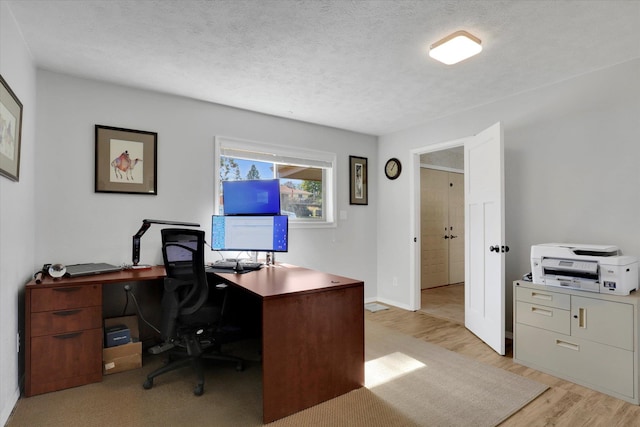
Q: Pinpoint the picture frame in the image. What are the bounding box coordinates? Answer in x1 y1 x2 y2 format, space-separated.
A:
349 155 368 205
0 75 23 182
95 125 157 194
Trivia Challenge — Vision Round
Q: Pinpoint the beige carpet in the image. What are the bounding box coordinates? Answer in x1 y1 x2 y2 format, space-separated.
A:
361 321 548 426
7 321 547 427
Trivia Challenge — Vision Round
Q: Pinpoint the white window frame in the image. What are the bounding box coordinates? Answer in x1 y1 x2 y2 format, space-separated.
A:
214 136 337 228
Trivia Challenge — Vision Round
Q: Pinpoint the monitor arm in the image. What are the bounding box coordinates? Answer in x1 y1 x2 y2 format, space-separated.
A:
132 219 200 266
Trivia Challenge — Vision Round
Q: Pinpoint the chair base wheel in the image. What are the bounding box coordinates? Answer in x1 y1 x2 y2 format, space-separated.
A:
194 384 204 396
143 378 153 389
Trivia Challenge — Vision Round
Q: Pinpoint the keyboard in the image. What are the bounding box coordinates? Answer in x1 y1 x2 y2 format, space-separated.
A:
209 261 263 271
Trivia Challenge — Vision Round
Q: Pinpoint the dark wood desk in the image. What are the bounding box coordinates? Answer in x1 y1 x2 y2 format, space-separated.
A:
24 264 364 423
24 267 166 397
214 263 364 423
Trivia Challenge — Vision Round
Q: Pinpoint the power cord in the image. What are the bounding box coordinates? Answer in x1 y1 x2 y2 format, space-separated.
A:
123 284 161 334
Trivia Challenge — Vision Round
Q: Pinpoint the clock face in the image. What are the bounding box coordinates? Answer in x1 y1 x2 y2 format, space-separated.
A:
385 158 401 180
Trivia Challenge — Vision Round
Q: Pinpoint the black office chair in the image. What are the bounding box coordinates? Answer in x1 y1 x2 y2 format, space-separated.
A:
143 228 244 396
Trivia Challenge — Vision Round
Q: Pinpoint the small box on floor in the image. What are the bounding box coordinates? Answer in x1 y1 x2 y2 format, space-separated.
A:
103 315 142 375
105 324 130 348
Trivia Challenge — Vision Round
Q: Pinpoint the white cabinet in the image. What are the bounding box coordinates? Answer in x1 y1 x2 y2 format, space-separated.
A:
513 281 640 404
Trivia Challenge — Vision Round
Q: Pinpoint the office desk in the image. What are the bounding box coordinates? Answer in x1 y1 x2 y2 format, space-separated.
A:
24 264 364 423
24 267 166 397
214 263 365 423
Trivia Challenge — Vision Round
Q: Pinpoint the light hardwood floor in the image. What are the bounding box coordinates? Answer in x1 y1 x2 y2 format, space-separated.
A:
420 283 464 324
366 304 640 426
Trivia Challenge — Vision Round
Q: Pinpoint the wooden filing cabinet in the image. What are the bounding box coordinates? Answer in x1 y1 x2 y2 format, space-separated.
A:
513 280 640 404
25 283 103 396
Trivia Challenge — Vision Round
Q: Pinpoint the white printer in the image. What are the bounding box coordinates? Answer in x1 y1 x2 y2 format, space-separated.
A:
531 243 638 295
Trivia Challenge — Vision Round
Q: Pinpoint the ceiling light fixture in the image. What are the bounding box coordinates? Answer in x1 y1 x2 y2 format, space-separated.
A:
429 30 482 65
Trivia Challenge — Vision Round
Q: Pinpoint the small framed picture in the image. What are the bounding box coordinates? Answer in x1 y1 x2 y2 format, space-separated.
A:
0 75 23 182
349 155 368 205
95 125 157 194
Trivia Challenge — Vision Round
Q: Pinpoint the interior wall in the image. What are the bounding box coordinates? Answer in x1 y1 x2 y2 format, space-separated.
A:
0 2 37 425
34 71 378 299
377 59 640 322
420 147 464 170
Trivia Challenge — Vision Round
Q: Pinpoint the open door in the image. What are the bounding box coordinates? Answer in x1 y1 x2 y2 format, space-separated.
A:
464 122 506 355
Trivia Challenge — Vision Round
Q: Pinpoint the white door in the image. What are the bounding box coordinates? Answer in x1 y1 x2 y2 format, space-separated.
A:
464 122 506 355
420 168 450 289
420 168 465 288
448 172 465 284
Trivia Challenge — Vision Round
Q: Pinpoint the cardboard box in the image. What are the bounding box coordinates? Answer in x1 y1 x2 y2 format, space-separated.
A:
103 315 142 375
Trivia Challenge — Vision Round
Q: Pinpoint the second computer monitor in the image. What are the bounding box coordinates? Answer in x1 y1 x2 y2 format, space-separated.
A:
211 215 288 252
222 179 281 216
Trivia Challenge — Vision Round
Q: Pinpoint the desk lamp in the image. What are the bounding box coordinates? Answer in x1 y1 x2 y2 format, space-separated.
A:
132 219 200 268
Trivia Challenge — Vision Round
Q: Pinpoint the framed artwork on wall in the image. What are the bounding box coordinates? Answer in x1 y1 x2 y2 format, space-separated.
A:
349 155 368 205
0 74 23 182
95 125 157 194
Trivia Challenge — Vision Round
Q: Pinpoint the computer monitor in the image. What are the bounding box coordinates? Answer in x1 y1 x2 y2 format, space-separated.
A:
222 179 281 215
211 215 288 252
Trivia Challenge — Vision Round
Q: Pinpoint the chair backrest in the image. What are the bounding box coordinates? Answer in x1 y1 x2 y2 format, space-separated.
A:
161 228 209 317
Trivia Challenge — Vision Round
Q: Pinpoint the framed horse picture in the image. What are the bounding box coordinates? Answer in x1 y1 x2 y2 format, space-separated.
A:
95 125 157 195
0 75 23 182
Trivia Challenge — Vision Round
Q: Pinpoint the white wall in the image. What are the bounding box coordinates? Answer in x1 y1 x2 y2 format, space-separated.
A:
35 71 378 296
378 59 640 321
0 2 37 424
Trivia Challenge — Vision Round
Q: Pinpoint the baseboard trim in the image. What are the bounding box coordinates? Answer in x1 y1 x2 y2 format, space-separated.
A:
0 385 21 426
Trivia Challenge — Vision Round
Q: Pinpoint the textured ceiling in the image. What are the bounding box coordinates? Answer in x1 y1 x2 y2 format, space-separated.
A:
5 0 640 136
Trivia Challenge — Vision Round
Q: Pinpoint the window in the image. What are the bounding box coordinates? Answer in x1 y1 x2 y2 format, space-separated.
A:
215 136 336 226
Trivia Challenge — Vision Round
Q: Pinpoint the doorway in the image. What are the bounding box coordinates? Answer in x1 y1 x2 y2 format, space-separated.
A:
418 147 465 324
410 122 505 354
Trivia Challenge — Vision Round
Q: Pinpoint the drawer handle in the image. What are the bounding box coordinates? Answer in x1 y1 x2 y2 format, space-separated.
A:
531 307 552 317
54 332 82 340
531 292 552 301
578 307 587 328
556 340 580 351
52 309 82 316
53 287 82 293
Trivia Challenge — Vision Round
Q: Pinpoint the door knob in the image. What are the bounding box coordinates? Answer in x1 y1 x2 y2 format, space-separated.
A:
489 245 500 252
450 235 458 239
443 235 450 239
502 245 510 253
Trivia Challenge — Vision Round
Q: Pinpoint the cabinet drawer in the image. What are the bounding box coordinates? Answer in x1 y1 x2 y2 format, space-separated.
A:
31 306 102 337
30 328 103 384
571 295 634 351
31 284 101 312
516 286 570 309
515 323 635 400
516 301 570 334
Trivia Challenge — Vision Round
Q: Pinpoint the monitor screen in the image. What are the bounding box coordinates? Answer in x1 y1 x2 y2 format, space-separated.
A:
222 179 281 215
211 215 288 252
164 239 198 263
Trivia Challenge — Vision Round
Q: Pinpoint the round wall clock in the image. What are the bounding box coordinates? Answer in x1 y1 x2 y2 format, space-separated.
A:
384 158 402 180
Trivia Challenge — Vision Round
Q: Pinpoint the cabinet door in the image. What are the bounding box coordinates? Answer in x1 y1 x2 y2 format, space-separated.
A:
31 328 103 383
516 301 570 335
31 285 101 312
516 323 635 400
516 286 571 310
31 306 102 337
571 295 634 350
